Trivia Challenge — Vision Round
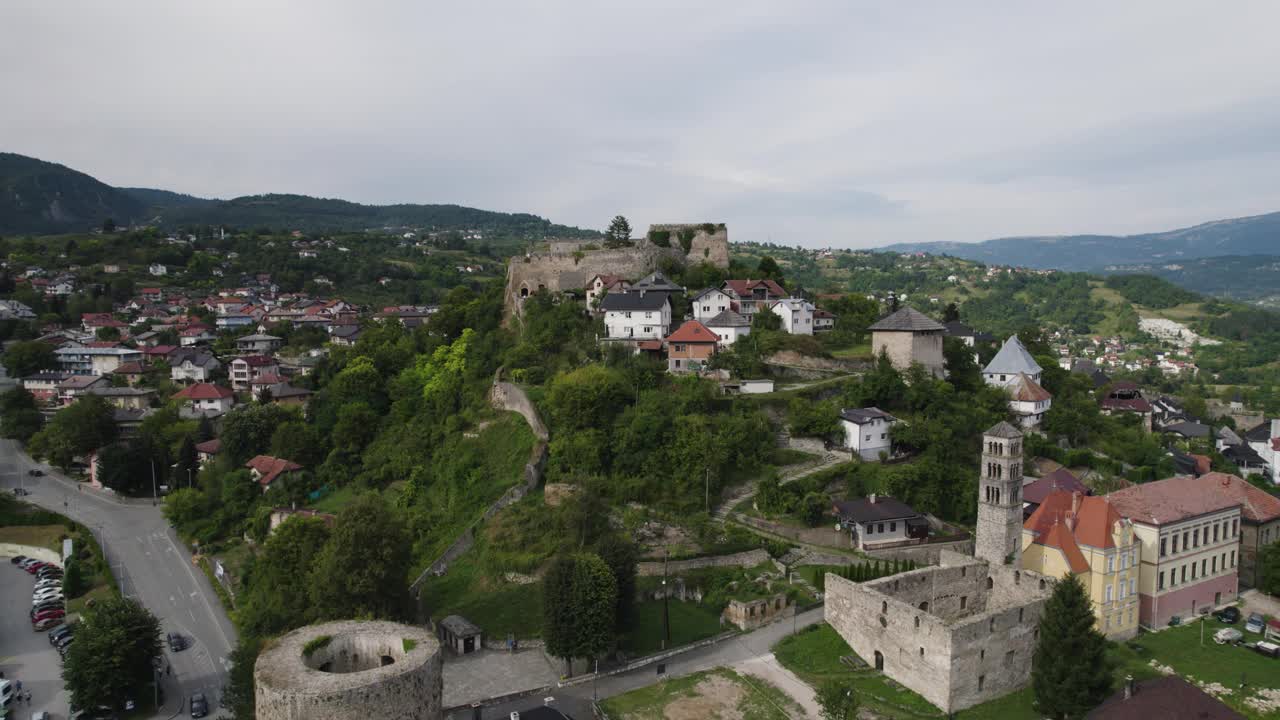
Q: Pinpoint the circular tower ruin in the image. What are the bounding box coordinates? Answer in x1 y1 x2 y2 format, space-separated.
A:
255 620 443 720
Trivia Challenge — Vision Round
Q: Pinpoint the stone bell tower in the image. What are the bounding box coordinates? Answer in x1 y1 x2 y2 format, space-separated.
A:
975 421 1024 566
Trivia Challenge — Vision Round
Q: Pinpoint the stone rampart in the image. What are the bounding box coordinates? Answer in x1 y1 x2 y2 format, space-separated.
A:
255 620 443 720
636 548 771 577
504 225 729 314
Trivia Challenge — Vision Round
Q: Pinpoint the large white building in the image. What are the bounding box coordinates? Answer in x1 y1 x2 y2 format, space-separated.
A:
690 288 735 323
53 346 145 376
769 298 815 335
599 291 672 340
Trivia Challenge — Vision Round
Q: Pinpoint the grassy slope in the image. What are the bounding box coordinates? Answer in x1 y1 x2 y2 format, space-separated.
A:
601 667 799 720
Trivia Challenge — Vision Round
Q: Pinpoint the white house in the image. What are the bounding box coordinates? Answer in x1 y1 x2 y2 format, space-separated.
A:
983 336 1052 428
839 407 897 460
584 274 631 311
769 298 815 335
690 288 735 323
170 349 220 383
705 310 751 347
1007 373 1053 428
600 291 672 340
148 263 168 276
172 383 235 417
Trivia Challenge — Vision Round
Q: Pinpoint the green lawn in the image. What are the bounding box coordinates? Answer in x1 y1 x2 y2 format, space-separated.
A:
774 619 1280 720
416 551 544 639
601 667 800 720
620 600 725 656
0 523 66 551
792 564 844 590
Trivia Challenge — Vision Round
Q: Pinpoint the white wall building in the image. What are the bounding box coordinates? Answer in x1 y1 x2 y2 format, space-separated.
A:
840 407 897 460
705 310 751 347
769 298 815 335
599 291 672 340
691 288 735 323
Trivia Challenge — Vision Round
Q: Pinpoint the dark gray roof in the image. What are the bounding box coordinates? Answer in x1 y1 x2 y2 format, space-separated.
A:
705 310 750 327
833 496 921 524
440 615 482 636
985 421 1023 439
1244 421 1272 442
600 291 670 312
983 335 1043 376
943 321 975 337
839 407 896 425
1162 421 1210 439
689 287 728 302
1224 443 1265 466
867 307 945 332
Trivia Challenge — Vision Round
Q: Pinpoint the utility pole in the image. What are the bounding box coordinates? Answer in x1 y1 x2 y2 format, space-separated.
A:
704 467 710 515
661 549 670 651
151 460 158 504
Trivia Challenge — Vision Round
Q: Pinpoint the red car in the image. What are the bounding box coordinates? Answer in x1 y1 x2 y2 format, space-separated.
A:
31 608 66 622
33 616 63 632
24 561 49 574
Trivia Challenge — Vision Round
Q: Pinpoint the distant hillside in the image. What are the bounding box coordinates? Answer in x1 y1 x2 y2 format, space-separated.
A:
0 152 598 238
0 152 147 233
883 212 1280 271
1101 255 1280 310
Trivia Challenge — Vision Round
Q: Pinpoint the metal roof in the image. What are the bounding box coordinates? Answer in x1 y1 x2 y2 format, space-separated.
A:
983 335 1043 376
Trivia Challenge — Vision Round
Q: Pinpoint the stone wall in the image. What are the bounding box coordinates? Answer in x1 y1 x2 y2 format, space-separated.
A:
503 225 729 314
636 548 771 577
722 593 792 631
863 538 974 566
871 331 945 377
824 551 1053 713
255 620 443 720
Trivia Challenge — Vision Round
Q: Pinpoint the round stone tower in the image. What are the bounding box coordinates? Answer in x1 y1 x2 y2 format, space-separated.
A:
255 620 443 720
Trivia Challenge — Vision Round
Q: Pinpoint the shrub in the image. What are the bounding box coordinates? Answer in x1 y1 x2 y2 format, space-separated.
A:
301 635 331 657
648 230 671 247
402 638 417 653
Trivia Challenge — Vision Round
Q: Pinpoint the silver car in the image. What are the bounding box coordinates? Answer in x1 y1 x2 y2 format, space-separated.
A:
1245 613 1266 634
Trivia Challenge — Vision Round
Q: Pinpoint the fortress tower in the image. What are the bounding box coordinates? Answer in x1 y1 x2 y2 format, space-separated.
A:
975 421 1024 566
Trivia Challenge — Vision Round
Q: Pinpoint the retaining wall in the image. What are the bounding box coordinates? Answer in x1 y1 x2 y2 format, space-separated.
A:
0 543 62 566
636 548 772 577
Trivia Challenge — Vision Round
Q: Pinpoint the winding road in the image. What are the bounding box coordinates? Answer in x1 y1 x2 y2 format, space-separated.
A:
0 438 237 718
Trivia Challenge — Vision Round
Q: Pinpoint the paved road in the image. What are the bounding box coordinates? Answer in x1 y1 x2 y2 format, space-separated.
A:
461 607 825 720
0 439 237 718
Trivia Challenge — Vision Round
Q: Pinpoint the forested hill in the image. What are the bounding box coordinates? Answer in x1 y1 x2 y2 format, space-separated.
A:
0 152 598 238
882 211 1280 271
0 152 148 234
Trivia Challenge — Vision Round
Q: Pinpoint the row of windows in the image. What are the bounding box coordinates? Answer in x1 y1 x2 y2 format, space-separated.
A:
1159 518 1239 557
1103 608 1134 630
1103 577 1136 603
1157 550 1236 590
865 521 898 535
1105 548 1138 573
983 484 1019 505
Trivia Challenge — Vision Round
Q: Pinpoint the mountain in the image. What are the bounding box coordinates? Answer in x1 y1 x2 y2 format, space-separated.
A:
1100 254 1280 309
0 152 148 234
0 152 597 238
882 212 1280 271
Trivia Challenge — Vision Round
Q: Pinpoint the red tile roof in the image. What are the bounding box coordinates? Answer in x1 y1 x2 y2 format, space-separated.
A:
636 340 663 351
1022 468 1090 506
195 438 221 454
724 279 786 298
234 355 277 367
1009 373 1052 402
1106 474 1246 525
146 345 178 356
113 361 146 374
665 320 719 344
1026 490 1126 557
172 383 234 401
245 455 303 486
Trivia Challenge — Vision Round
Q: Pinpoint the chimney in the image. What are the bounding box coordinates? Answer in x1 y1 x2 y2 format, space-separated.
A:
870 493 878 504
1272 418 1280 440
1123 675 1135 700
1071 491 1082 517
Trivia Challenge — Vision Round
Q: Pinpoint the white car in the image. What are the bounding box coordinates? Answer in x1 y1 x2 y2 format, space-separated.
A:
1213 628 1242 644
34 580 62 591
32 590 62 604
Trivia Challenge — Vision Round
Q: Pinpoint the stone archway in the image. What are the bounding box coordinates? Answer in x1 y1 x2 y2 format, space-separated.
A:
874 650 884 671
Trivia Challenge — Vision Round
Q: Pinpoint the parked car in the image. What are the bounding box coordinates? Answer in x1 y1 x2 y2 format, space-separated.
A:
32 609 63 627
49 625 74 644
10 554 27 564
12 487 30 496
34 581 62 592
1246 613 1266 634
32 710 52 720
1214 626 1243 644
56 633 75 649
24 562 49 574
189 692 208 718
28 469 44 476
167 633 188 652
32 607 66 621
33 590 62 604
33 598 65 610
1253 641 1280 658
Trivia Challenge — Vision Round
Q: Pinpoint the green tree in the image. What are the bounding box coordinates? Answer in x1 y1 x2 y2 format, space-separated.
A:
239 517 331 637
604 215 632 248
62 596 162 712
220 403 295 464
751 308 783 332
596 534 639 633
816 680 859 720
756 255 784 283
62 557 90 598
801 492 828 527
545 364 630 432
1258 540 1280 596
310 493 412 621
27 395 118 469
1032 574 1112 719
541 553 618 674
223 636 261 720
2 339 56 377
0 386 43 441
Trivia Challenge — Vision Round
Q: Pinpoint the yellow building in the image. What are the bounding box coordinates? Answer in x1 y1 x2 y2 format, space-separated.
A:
1021 491 1140 639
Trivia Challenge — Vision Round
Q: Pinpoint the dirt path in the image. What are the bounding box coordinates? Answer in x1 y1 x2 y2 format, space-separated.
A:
713 452 850 522
734 652 820 719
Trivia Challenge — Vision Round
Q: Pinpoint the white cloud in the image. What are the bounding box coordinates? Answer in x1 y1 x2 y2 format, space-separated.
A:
2 0 1278 245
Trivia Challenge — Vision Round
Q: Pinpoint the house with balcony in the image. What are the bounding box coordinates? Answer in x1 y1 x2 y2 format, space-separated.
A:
600 291 672 342
172 383 235 418
768 298 815 335
721 279 786 318
230 355 281 391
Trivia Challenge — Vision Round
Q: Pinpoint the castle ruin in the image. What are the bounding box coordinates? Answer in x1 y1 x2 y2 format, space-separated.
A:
504 223 730 313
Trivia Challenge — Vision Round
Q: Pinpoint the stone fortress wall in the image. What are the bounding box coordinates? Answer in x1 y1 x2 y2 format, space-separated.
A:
824 550 1053 714
255 620 443 720
504 224 730 313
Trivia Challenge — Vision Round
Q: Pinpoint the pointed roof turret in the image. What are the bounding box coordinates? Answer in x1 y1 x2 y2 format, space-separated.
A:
985 421 1023 439
983 335 1043 377
867 307 945 332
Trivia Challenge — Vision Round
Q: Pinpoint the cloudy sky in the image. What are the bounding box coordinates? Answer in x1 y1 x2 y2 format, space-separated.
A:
4 2 1279 246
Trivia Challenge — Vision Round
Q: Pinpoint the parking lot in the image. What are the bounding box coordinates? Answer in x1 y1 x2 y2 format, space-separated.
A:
0 554 71 718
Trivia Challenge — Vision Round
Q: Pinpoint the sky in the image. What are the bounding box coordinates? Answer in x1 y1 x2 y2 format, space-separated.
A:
3 1 1280 247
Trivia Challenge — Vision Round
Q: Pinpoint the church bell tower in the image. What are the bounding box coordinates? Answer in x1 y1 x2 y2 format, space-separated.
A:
975 421 1024 566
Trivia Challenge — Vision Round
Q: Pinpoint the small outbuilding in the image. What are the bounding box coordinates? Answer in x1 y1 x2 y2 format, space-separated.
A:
437 615 483 655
